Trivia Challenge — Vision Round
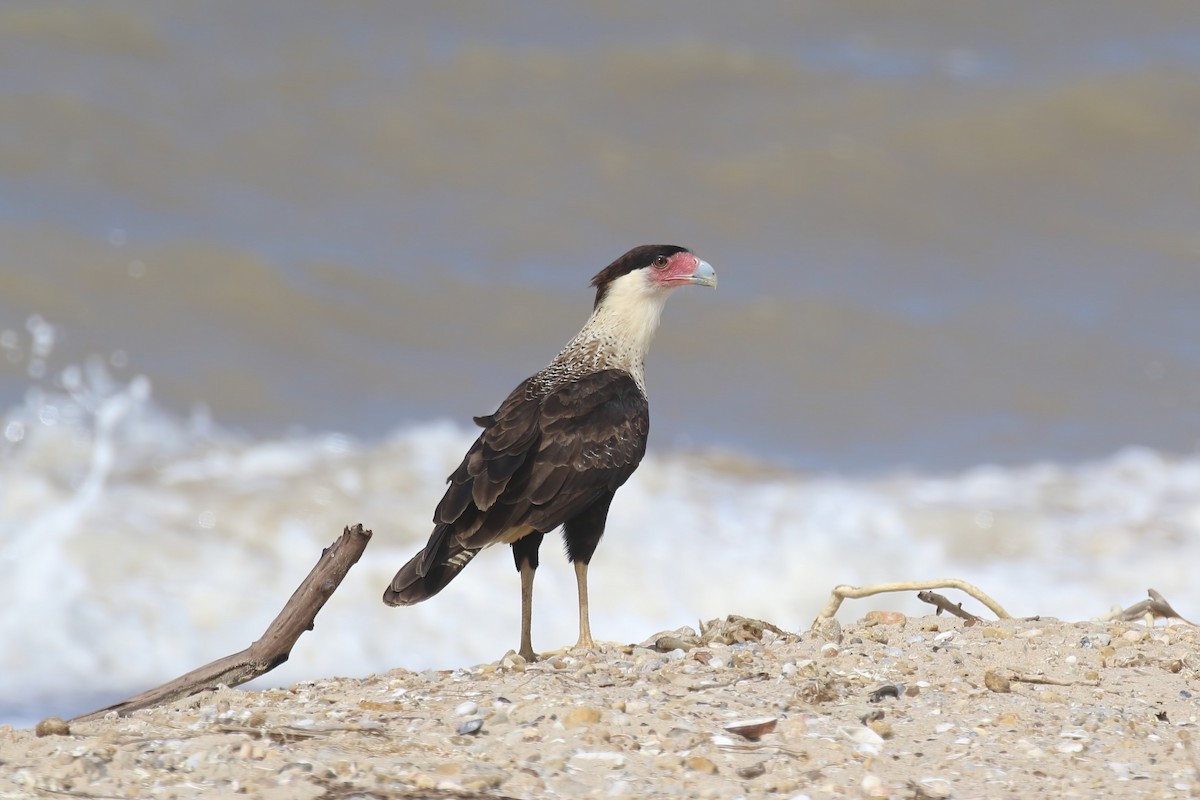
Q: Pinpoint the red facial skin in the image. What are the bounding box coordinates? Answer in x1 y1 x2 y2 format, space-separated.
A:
652 251 706 286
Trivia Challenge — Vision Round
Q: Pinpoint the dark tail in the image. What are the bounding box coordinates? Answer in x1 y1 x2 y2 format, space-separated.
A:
383 531 479 606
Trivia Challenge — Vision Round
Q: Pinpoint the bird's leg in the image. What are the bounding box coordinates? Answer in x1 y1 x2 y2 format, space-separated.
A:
518 560 538 662
511 532 544 662
573 560 595 651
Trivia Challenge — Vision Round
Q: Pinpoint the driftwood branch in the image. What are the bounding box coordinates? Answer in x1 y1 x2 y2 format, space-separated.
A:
917 590 983 623
812 578 1012 626
1099 588 1198 626
73 524 373 723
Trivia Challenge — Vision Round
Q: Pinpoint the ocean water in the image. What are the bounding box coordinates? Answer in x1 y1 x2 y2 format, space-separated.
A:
3 2 1200 725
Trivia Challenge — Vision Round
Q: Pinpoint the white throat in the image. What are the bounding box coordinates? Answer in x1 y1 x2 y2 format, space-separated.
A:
549 269 671 392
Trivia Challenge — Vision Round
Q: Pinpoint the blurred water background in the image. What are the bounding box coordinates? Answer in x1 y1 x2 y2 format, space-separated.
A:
3 2 1200 724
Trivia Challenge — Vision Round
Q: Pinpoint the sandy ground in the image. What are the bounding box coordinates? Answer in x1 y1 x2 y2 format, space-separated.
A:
2 613 1198 799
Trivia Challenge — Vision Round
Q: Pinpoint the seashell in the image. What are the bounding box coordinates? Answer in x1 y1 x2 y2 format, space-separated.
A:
722 715 778 740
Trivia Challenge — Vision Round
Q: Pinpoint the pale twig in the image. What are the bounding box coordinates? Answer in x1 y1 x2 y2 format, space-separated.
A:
1099 588 1198 626
813 578 1011 625
917 590 983 623
1006 671 1100 688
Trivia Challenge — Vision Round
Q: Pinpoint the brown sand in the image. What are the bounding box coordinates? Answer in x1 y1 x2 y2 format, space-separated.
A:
2 614 1198 799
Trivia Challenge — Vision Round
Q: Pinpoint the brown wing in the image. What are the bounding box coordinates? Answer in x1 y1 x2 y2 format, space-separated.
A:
384 369 649 606
427 369 647 568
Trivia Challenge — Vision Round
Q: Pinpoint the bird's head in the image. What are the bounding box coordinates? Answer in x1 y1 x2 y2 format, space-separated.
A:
590 245 716 310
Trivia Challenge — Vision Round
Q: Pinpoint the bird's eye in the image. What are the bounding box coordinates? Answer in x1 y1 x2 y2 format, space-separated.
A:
653 255 669 269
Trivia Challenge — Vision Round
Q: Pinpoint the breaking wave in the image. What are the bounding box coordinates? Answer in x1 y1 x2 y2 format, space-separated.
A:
3 333 1199 726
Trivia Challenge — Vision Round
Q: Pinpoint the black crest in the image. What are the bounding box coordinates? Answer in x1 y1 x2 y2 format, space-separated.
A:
590 244 690 309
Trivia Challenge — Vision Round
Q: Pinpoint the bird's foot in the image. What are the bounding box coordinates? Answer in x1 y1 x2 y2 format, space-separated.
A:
569 635 611 658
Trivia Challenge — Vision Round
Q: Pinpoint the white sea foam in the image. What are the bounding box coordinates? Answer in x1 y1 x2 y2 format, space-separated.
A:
2 361 1199 724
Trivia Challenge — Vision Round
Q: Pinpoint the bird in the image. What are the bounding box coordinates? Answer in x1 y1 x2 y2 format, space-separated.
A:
383 244 716 661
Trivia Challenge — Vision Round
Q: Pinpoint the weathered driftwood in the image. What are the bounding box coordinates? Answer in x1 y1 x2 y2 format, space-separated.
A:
812 577 1012 627
917 589 984 623
1100 588 1198 626
73 524 372 723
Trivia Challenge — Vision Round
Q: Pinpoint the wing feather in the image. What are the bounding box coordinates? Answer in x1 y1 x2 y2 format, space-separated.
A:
448 370 647 551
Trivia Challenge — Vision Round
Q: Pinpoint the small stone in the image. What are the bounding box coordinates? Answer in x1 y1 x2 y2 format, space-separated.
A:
868 719 893 739
684 756 718 774
863 610 906 626
984 669 1011 693
868 684 901 703
811 616 843 643
653 754 682 771
35 717 70 737
456 718 484 736
862 774 886 797
982 627 1012 640
454 701 479 717
569 752 626 769
737 762 767 779
563 706 603 727
411 772 438 790
819 642 840 657
847 726 886 746
500 652 527 672
656 635 695 652
913 778 953 799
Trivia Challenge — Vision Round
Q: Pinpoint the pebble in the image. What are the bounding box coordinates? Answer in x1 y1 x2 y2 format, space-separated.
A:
563 706 603 727
6 614 1192 799
456 718 484 736
863 610 907 626
500 653 526 672
868 719 893 739
569 752 626 769
846 726 885 746
984 669 1012 693
862 774 887 797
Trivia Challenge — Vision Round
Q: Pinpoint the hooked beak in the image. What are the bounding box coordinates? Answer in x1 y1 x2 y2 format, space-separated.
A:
689 259 717 288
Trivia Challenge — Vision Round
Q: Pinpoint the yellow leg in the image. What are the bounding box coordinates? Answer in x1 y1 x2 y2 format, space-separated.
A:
518 561 537 662
573 561 595 651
